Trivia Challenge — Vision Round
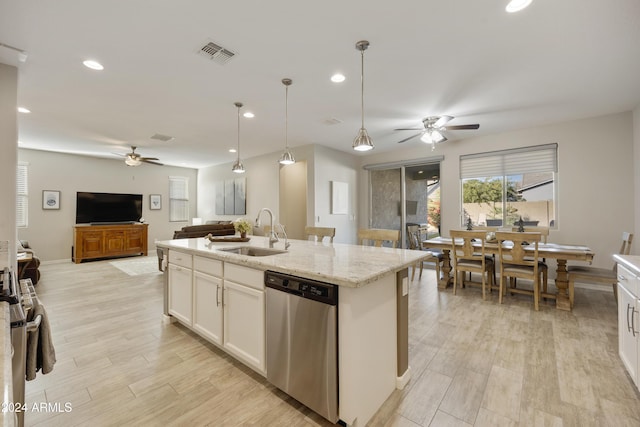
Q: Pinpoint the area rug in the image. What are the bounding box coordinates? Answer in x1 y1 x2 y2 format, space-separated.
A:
109 256 160 276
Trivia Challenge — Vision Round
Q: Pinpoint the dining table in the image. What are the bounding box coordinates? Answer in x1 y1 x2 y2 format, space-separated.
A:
423 236 595 311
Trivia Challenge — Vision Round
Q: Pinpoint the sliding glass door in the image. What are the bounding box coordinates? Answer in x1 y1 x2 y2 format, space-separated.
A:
368 160 441 248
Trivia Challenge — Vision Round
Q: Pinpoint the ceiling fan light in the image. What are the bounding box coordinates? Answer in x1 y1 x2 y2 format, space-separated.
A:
506 0 532 13
232 159 245 173
125 156 141 166
420 133 433 144
353 128 374 151
431 130 446 143
279 148 295 165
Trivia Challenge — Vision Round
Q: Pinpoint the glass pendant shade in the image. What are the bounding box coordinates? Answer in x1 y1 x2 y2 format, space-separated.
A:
232 159 245 173
231 101 246 173
353 128 374 151
279 148 295 165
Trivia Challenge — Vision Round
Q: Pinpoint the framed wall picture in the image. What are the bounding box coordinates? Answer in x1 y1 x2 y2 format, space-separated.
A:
150 194 162 210
42 190 61 210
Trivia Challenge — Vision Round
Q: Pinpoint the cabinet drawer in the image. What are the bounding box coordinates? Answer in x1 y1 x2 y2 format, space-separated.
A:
194 256 223 277
225 263 264 290
169 250 193 269
618 265 640 298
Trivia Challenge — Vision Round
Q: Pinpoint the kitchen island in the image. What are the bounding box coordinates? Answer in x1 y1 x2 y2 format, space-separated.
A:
156 235 430 426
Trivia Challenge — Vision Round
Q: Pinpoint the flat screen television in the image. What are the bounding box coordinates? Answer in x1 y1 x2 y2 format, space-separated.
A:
76 192 143 224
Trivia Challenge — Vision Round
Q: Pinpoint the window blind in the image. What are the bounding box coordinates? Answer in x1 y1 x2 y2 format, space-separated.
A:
16 163 28 227
169 176 189 222
460 143 557 179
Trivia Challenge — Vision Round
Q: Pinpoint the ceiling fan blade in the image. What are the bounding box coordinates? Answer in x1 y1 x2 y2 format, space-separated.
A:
433 115 454 128
397 132 424 144
141 159 163 166
443 124 480 130
140 156 159 161
394 128 423 131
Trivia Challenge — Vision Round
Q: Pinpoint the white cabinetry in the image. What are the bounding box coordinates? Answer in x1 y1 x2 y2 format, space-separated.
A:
165 249 265 374
223 263 266 373
168 251 193 325
193 256 224 345
618 264 640 388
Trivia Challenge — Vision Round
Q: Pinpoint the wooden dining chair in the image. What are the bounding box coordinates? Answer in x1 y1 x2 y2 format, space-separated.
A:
567 232 633 308
416 225 444 281
449 230 495 300
496 231 545 311
407 226 443 281
511 226 550 243
358 228 401 248
304 226 336 243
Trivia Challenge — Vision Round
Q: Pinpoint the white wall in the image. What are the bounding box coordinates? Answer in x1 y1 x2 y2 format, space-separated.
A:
0 63 18 268
197 144 360 243
359 111 635 270
18 149 198 261
312 145 360 244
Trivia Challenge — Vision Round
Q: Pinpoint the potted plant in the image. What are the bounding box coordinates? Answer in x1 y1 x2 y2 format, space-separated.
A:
234 218 252 238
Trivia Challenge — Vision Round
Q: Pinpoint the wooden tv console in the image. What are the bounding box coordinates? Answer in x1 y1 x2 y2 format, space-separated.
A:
73 223 148 263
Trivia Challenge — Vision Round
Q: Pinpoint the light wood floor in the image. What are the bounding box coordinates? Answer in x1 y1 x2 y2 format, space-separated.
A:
24 256 640 426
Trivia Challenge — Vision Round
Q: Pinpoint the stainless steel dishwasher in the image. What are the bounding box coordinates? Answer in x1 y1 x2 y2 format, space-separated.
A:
265 271 338 423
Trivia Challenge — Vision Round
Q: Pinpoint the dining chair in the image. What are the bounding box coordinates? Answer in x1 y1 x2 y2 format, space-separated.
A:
407 226 443 281
304 226 336 243
449 230 495 300
496 231 545 311
510 226 549 243
358 228 401 248
567 231 633 308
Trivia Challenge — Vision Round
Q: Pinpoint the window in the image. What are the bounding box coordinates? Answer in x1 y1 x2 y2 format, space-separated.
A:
460 143 557 228
169 176 189 222
17 162 28 227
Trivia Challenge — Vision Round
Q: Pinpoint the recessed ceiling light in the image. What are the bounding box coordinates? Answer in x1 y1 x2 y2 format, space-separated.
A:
331 73 345 83
17 107 30 113
506 0 532 13
229 148 237 153
243 112 255 118
83 60 104 70
417 170 424 174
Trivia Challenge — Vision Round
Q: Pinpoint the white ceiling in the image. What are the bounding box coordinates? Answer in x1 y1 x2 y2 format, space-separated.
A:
2 1 640 169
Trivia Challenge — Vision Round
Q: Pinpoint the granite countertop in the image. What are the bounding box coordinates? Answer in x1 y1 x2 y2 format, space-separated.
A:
613 254 640 274
156 235 431 288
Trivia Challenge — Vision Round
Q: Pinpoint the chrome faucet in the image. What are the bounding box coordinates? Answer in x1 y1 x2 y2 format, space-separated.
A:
255 208 279 248
276 223 290 250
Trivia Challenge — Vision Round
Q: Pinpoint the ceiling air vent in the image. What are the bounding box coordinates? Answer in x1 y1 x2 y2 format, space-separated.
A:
323 118 343 126
150 133 174 142
197 40 236 65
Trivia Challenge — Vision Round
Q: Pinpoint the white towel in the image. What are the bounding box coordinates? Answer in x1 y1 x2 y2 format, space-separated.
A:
26 303 56 380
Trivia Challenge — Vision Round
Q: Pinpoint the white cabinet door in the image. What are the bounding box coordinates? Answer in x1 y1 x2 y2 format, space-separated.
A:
224 280 265 373
168 263 193 325
618 283 638 385
193 271 223 345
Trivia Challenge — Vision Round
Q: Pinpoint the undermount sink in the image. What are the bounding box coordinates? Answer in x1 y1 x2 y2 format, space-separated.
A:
220 246 287 257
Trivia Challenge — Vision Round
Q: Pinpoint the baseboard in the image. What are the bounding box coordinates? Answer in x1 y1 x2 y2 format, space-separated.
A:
41 258 73 265
162 314 175 324
396 366 412 390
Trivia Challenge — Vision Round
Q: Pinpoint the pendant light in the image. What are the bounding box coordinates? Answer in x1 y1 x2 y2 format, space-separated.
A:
279 78 295 165
231 102 245 173
352 40 374 152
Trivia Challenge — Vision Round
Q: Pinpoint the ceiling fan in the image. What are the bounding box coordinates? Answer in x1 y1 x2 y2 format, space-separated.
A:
395 116 480 148
118 146 163 166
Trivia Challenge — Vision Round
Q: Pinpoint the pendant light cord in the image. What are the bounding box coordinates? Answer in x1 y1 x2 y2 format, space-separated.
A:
236 104 241 160
360 48 365 129
285 84 289 149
